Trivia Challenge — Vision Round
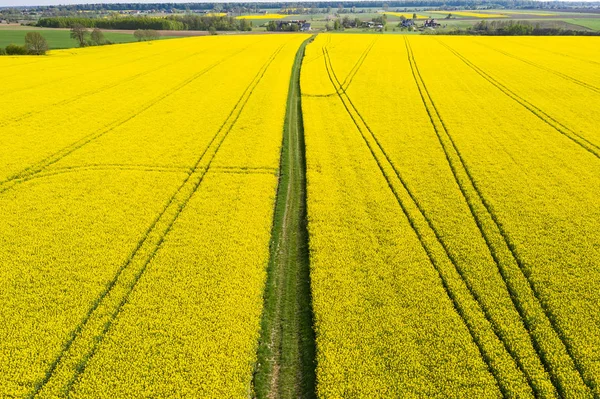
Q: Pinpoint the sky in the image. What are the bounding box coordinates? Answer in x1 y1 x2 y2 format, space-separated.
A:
3 0 316 6
1 0 598 9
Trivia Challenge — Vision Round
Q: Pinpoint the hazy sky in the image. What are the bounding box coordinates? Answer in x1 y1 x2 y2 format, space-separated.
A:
1 0 596 9
2 0 318 6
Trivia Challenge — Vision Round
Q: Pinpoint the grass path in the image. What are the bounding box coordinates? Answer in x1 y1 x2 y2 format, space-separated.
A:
253 35 316 399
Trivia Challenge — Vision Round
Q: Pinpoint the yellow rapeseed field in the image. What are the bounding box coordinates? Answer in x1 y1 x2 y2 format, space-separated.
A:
302 34 600 397
381 11 428 19
2 28 600 399
445 11 508 18
0 34 306 398
236 13 285 19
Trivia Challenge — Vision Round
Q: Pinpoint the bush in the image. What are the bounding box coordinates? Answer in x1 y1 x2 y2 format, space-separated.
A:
133 29 160 42
5 44 28 55
0 47 6 55
90 28 105 45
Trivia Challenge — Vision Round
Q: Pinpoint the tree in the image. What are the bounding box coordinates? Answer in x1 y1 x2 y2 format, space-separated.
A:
208 26 217 35
70 24 88 47
238 18 251 31
413 13 417 20
24 32 48 55
266 21 278 31
334 18 342 30
90 28 105 45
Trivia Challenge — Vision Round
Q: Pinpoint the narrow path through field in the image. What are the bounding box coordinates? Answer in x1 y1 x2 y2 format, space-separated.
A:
253 36 316 399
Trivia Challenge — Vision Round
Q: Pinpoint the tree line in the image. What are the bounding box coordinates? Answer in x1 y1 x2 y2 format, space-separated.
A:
37 16 185 30
444 20 600 35
37 15 252 31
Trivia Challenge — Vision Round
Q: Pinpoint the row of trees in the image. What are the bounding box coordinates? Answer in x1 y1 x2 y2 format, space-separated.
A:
265 20 300 31
69 25 112 47
37 15 252 32
167 15 252 31
0 32 48 55
38 16 185 30
449 20 600 35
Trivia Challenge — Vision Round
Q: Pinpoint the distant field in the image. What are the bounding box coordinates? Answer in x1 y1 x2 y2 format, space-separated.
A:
382 12 429 19
565 18 600 30
0 28 142 49
445 11 508 18
236 13 285 19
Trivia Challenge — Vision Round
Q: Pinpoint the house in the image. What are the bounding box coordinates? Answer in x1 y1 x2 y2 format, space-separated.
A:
400 19 415 28
423 19 440 27
301 23 311 31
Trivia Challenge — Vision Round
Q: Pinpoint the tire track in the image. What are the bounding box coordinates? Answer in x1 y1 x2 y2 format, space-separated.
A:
0 45 252 194
413 38 596 398
29 44 284 399
504 39 600 67
339 38 377 91
323 46 529 399
8 164 192 186
406 38 594 399
473 40 600 95
4 43 163 95
302 38 376 98
438 40 600 160
0 43 221 129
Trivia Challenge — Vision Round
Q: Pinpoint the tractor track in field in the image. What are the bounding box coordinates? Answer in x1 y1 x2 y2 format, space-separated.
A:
339 38 377 92
412 38 596 398
504 38 600 68
405 39 554 398
322 46 516 399
28 45 284 399
0 45 252 195
0 43 222 129
4 44 159 94
438 40 600 161
406 38 593 399
252 36 316 399
473 40 600 95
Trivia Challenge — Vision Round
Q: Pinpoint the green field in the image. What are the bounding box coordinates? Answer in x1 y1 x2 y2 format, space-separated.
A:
564 18 600 30
0 27 167 49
